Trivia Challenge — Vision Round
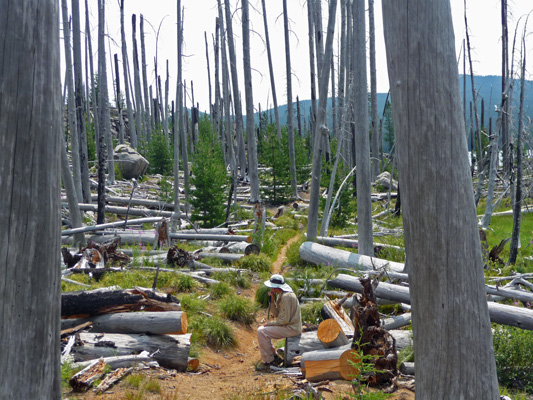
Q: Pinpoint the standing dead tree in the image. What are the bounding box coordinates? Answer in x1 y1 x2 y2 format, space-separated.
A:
282 0 299 199
307 0 338 242
1 0 62 396
224 0 247 179
382 0 500 397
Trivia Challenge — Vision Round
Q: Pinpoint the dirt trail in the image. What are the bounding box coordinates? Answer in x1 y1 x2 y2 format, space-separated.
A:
63 233 414 400
271 233 301 275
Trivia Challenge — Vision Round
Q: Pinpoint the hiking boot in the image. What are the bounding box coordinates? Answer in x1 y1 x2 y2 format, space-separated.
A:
273 353 284 367
255 361 275 372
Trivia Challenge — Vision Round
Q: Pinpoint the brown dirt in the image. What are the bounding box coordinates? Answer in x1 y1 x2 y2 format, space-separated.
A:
62 230 415 400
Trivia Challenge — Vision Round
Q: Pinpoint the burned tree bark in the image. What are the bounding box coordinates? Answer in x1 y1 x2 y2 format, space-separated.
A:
0 0 62 396
382 1 499 397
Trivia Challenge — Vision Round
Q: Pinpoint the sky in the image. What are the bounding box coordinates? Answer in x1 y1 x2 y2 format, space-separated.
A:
64 0 533 113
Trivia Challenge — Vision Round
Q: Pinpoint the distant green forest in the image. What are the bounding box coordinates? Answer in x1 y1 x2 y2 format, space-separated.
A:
252 75 533 153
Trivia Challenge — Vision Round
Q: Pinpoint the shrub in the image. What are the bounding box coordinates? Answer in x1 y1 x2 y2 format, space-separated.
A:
211 271 251 289
300 301 325 325
159 273 197 293
255 284 271 308
144 132 173 176
237 253 271 273
190 128 228 228
209 281 233 299
191 315 238 349
178 293 207 315
218 294 257 325
493 325 533 393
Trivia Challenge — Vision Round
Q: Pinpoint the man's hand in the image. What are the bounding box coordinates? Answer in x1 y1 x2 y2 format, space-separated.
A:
268 290 275 300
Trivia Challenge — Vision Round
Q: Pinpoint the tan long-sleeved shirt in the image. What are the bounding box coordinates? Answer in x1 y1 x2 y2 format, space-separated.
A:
267 291 302 333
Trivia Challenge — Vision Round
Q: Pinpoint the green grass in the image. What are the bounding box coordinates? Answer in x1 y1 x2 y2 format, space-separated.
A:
237 253 271 273
211 270 251 289
209 281 234 299
190 315 238 349
158 273 197 293
218 294 257 325
493 324 533 393
178 293 207 315
300 301 325 325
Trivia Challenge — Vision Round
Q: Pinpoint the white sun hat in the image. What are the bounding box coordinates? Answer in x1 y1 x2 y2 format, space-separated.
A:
264 274 293 292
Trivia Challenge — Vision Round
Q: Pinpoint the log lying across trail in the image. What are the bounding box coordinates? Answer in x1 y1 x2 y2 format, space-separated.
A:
328 274 533 330
72 332 191 371
299 242 405 273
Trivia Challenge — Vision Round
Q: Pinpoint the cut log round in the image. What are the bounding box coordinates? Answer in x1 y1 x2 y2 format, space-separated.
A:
84 311 187 335
321 299 355 335
317 319 350 348
187 357 200 371
73 332 191 371
301 345 360 382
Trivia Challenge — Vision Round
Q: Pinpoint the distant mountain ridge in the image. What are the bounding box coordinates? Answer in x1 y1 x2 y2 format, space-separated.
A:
255 75 533 139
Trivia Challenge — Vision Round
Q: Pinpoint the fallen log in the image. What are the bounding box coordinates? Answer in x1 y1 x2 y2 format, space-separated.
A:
285 329 411 365
400 362 415 376
321 298 355 335
72 332 191 371
69 358 106 392
381 313 412 330
196 252 244 263
300 345 360 382
61 217 165 236
312 235 404 252
329 274 533 330
61 321 93 339
95 367 133 394
76 311 187 335
299 242 405 273
171 233 251 242
285 331 324 365
71 351 154 370
135 266 220 286
89 194 176 210
61 287 181 318
63 202 174 218
317 319 350 348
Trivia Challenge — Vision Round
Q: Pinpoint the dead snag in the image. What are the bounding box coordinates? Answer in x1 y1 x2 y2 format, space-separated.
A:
352 276 398 386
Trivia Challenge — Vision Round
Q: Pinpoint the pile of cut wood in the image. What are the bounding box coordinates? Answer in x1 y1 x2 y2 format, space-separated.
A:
61 286 192 393
285 277 400 386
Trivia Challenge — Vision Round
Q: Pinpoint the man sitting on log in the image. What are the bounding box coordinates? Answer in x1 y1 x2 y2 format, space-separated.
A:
256 274 302 370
